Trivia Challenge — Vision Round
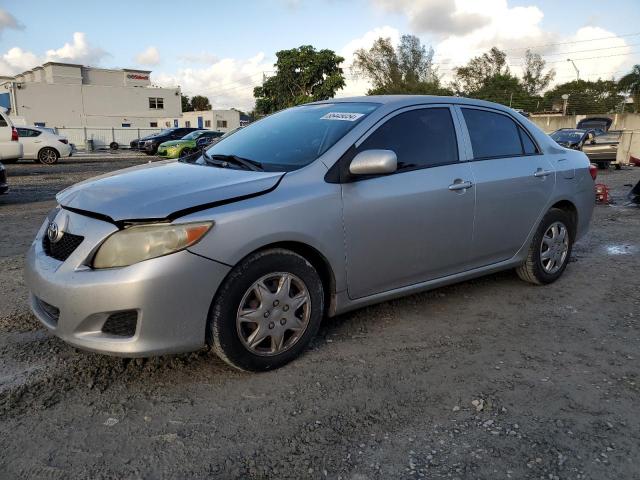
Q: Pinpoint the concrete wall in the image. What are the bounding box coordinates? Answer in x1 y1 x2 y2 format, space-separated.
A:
530 113 640 165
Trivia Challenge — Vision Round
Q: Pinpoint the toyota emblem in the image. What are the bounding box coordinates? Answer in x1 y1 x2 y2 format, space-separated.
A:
47 221 62 243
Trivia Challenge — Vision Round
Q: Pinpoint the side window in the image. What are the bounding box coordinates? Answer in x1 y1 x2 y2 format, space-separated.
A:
462 108 523 159
17 128 27 137
358 108 458 170
519 127 538 154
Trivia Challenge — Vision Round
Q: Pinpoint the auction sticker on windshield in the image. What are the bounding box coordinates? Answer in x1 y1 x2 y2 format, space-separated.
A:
320 112 365 121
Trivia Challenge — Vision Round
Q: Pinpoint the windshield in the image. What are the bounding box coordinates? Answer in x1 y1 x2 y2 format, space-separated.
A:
201 103 379 171
551 130 585 142
182 130 205 140
156 128 176 136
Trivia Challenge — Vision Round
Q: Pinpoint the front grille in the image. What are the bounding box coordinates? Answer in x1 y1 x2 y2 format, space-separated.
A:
35 297 60 325
43 232 84 261
102 311 138 337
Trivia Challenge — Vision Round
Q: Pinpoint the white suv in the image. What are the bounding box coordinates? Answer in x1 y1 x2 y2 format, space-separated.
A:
0 110 22 163
15 126 72 164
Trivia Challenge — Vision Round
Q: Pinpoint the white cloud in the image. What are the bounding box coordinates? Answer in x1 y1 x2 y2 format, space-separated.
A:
0 32 109 76
45 32 108 65
374 0 489 36
0 9 24 37
135 46 160 66
365 0 634 88
0 47 39 75
154 52 273 111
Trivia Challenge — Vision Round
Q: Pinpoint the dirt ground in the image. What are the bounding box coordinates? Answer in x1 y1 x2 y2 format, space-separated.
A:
0 156 639 480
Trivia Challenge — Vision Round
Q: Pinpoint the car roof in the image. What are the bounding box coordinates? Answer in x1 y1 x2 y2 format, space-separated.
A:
310 95 520 111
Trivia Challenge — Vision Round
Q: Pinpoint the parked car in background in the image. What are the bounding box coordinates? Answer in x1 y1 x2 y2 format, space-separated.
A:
25 96 595 372
550 127 620 169
0 161 8 194
157 130 224 159
130 127 199 155
0 109 22 164
195 127 243 151
16 126 72 165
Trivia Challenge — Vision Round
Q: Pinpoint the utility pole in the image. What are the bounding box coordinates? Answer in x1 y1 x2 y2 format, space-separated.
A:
567 59 579 81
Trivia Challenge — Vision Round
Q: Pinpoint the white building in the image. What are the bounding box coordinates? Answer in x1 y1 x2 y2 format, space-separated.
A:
158 109 242 134
0 62 181 128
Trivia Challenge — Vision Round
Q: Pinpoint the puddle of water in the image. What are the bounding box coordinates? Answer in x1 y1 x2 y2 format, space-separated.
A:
604 244 639 255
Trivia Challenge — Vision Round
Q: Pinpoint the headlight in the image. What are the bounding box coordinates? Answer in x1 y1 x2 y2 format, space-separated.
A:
93 222 212 269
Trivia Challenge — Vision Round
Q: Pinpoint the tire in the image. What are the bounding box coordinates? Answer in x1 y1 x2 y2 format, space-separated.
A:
516 208 574 285
37 147 59 165
597 162 607 169
614 164 622 170
109 142 119 150
209 248 324 372
179 148 192 158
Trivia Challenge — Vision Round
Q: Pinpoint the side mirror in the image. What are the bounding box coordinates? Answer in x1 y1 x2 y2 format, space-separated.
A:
349 149 397 176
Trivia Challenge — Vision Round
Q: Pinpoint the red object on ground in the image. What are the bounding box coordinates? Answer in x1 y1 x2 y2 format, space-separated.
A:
589 163 598 180
595 183 609 204
630 155 640 167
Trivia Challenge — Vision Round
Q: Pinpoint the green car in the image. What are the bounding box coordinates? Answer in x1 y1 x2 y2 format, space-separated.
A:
157 130 224 159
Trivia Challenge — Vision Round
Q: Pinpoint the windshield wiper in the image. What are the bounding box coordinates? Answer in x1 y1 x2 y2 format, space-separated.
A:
202 151 263 171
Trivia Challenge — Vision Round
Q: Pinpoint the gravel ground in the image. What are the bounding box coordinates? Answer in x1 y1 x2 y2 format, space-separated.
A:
0 157 639 480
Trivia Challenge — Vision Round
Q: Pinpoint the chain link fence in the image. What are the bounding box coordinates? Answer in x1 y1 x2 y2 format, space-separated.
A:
54 127 163 151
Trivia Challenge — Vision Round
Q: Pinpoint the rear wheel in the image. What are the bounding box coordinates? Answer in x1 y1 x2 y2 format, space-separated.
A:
209 248 324 372
516 208 573 285
37 147 59 165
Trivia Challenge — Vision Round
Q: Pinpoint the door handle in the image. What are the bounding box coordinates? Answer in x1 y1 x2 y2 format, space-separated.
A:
448 180 473 191
533 169 552 178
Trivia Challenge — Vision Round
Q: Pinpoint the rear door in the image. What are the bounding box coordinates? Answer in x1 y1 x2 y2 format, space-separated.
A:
456 106 555 267
342 105 476 299
17 128 41 157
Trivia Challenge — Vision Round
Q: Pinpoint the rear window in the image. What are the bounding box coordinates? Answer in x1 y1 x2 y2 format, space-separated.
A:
0 115 7 127
462 108 533 159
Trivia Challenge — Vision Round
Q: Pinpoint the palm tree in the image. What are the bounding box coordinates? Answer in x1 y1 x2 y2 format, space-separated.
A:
619 64 640 112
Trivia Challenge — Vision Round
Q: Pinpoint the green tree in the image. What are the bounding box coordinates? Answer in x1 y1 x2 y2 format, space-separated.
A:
352 35 451 95
521 50 555 96
453 47 511 94
181 94 193 112
253 45 346 115
618 64 640 112
542 80 624 114
191 95 211 111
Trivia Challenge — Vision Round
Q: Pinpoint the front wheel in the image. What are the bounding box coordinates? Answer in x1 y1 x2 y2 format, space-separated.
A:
179 147 192 158
37 147 59 165
209 249 324 371
516 208 574 285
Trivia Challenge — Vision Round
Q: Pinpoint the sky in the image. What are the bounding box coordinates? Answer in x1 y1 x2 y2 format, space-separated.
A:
1 0 639 111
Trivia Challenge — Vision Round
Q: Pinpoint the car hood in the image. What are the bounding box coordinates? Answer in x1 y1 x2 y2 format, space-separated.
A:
57 160 284 222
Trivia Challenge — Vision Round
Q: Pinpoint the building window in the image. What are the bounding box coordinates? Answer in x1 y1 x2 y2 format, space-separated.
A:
34 122 46 127
185 121 191 127
165 121 171 127
150 122 158 127
216 120 228 128
149 97 164 109
121 123 131 128
205 120 211 128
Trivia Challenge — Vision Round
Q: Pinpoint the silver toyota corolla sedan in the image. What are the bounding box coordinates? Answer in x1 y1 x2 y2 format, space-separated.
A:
25 96 595 371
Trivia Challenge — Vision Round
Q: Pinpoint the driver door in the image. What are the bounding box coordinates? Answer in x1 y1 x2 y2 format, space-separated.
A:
341 106 476 299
